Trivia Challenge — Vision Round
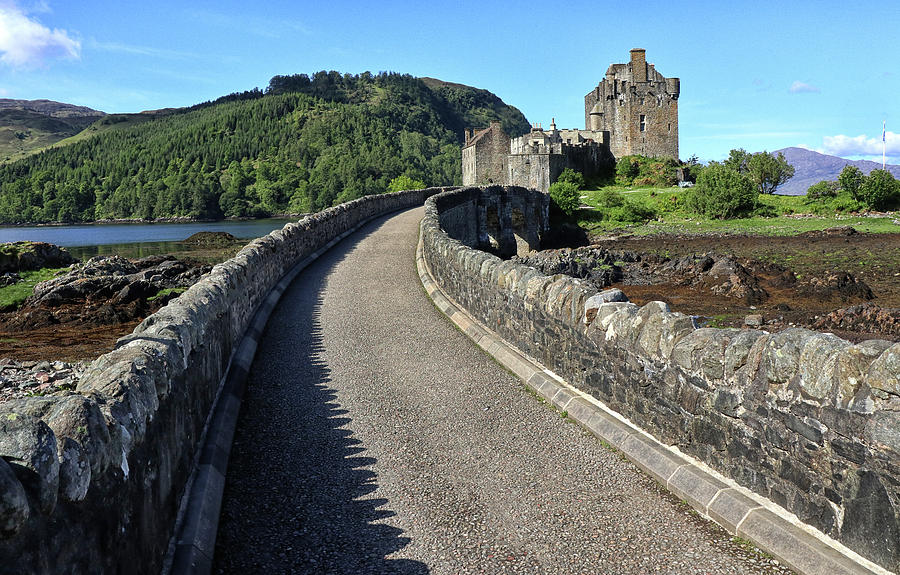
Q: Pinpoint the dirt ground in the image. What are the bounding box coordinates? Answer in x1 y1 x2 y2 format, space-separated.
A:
0 322 138 362
590 228 900 342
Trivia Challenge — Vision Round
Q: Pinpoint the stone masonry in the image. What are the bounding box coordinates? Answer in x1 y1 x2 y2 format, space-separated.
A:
423 186 900 573
0 187 451 574
462 122 510 187
463 49 678 192
584 48 680 159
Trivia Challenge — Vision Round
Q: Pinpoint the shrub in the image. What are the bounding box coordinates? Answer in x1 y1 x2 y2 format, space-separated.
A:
556 168 584 188
684 163 704 183
548 181 581 216
592 190 656 223
615 157 640 184
687 162 757 219
615 155 680 187
615 199 657 223
828 193 863 214
597 189 624 208
859 169 900 210
806 180 839 200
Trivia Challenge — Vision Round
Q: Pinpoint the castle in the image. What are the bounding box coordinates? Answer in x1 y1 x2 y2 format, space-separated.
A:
462 49 680 191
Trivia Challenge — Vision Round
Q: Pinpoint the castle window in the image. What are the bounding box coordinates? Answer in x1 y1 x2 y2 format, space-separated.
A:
640 115 646 132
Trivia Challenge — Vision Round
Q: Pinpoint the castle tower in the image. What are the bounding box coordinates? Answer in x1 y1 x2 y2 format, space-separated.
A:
584 48 679 159
630 48 647 83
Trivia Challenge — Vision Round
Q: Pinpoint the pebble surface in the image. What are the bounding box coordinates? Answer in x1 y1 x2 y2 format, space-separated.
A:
214 207 794 574
0 358 85 403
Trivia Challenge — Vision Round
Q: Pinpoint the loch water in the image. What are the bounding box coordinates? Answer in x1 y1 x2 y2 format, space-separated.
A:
0 218 296 260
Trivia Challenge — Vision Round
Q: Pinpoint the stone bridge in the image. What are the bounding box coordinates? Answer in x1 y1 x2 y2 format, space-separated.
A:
0 187 896 574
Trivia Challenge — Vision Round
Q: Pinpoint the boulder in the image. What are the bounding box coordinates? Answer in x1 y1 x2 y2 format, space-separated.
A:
0 241 76 273
0 457 29 537
0 409 59 514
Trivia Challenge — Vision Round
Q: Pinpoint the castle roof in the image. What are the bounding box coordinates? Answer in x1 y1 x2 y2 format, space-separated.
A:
464 125 494 148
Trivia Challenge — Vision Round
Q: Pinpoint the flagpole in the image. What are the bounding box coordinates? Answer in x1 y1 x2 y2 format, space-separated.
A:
884 121 887 170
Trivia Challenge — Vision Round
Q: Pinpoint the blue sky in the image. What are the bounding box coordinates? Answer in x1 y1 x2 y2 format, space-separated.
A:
0 0 897 164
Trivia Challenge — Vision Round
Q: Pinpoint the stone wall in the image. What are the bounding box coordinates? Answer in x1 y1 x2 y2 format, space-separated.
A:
0 187 449 574
506 144 614 193
435 186 548 258
462 122 510 186
422 186 900 572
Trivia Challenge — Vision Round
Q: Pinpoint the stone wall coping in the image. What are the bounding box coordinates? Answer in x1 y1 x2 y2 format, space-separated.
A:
416 214 891 575
0 187 453 573
420 186 899 573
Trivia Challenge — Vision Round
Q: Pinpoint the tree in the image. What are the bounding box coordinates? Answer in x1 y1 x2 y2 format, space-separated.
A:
745 151 795 194
548 181 581 217
687 162 757 219
386 174 426 193
838 165 865 201
723 148 750 173
859 169 900 210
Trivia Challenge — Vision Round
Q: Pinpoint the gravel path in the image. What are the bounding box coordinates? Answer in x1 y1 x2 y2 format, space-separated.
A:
214 207 793 574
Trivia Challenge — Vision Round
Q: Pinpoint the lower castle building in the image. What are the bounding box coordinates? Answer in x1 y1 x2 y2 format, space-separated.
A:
463 48 678 192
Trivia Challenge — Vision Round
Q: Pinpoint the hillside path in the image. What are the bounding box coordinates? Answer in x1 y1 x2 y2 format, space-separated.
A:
213 207 791 574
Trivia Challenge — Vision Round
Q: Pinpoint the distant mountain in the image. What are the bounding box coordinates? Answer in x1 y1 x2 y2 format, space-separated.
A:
0 99 105 163
773 147 900 195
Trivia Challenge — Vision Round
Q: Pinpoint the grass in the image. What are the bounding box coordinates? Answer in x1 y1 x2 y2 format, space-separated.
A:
731 536 775 560
576 185 900 237
0 267 63 309
147 287 187 302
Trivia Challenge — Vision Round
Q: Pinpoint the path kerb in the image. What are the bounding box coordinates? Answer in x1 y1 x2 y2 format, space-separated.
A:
164 211 412 575
416 221 892 575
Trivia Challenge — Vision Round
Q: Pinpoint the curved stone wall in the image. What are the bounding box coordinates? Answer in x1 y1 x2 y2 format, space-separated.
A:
0 187 449 574
422 186 899 572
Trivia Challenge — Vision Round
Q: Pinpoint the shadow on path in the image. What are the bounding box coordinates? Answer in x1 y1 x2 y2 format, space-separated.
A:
213 215 428 574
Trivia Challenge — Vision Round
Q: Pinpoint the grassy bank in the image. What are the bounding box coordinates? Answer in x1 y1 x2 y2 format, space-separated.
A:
576 186 900 236
0 268 62 310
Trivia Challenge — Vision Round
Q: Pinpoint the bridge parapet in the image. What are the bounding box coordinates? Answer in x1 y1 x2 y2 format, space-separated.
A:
433 185 549 257
0 187 452 573
422 186 900 573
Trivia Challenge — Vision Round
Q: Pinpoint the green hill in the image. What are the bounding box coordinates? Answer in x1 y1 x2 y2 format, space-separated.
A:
0 99 105 163
0 73 528 224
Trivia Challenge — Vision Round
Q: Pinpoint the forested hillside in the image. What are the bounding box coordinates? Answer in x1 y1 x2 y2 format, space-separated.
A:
0 99 105 163
0 72 529 223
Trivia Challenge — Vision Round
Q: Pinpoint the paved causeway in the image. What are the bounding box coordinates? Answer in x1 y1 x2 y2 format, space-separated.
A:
213 207 792 574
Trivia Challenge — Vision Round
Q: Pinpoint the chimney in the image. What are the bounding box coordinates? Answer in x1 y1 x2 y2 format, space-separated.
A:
630 48 647 83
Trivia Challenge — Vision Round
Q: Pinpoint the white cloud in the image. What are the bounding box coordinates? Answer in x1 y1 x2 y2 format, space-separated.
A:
0 2 79 67
822 131 899 158
789 81 820 94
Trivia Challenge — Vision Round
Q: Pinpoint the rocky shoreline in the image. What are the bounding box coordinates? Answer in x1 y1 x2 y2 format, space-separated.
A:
0 358 86 403
513 244 899 340
0 240 221 367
